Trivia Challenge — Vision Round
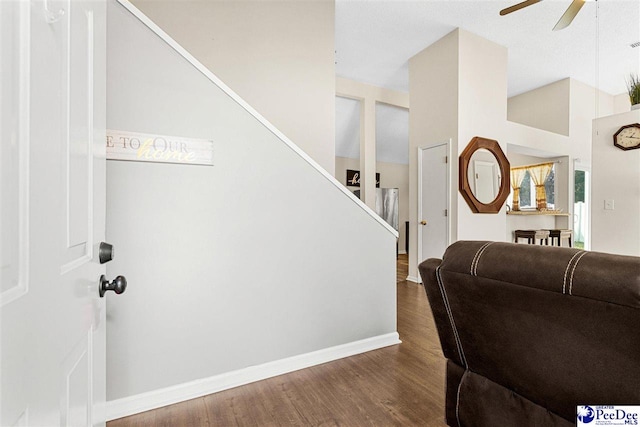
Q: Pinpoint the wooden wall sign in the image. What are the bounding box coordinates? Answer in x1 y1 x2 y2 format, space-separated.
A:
346 169 380 187
106 130 214 166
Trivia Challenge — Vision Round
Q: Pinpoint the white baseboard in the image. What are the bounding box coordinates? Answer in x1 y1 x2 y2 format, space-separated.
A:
106 332 401 421
405 275 422 284
397 250 407 255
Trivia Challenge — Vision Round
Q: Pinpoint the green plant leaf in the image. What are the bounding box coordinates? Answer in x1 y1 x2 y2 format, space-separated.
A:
627 73 640 105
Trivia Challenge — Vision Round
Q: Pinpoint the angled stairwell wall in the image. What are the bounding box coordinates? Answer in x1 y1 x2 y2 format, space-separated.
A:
128 0 337 175
105 0 399 420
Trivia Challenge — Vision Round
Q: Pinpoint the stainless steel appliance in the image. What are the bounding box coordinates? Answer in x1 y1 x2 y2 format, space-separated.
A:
354 188 399 231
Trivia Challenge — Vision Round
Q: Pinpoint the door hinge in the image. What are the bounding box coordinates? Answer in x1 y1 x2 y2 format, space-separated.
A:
444 156 448 163
444 209 448 217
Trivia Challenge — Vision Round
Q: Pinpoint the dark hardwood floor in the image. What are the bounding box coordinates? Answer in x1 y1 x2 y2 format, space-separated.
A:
108 254 447 426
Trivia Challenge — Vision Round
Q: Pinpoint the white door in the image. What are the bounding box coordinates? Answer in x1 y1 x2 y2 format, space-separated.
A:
1 1 110 425
473 160 498 203
418 143 449 271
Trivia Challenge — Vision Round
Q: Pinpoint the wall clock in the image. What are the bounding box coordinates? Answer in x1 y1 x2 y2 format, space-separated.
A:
613 123 640 151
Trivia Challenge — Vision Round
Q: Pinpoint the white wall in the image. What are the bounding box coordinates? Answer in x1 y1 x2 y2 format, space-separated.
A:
507 79 571 136
614 93 632 114
506 78 616 165
568 79 616 165
335 157 409 253
105 1 397 417
408 29 509 280
504 78 619 245
407 29 621 279
591 110 640 256
456 30 509 242
130 0 336 175
408 30 459 281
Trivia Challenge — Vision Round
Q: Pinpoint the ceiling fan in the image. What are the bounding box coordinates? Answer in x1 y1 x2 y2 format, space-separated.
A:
500 0 587 31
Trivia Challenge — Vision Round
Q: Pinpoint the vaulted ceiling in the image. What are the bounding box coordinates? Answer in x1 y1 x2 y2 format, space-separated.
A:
336 0 640 96
335 0 640 162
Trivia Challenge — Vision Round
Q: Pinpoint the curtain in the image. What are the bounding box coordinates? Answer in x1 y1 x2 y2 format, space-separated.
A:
528 162 554 210
510 166 528 211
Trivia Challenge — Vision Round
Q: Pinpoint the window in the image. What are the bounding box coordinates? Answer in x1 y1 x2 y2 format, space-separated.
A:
544 166 555 207
515 164 555 209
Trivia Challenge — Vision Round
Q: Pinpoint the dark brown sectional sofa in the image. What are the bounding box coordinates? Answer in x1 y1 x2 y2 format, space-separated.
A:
419 241 640 427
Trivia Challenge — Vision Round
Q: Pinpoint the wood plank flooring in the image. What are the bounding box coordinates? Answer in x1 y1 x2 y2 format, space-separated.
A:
107 254 447 426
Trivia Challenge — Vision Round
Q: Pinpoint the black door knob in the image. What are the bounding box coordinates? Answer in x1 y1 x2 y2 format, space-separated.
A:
99 242 114 264
99 275 127 298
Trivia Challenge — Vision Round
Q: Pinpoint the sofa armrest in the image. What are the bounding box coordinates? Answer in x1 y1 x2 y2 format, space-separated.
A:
418 258 465 367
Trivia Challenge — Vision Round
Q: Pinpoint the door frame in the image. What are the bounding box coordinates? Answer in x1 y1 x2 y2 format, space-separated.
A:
417 140 451 282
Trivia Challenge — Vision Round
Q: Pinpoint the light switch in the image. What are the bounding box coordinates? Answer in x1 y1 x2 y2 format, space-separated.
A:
604 199 615 210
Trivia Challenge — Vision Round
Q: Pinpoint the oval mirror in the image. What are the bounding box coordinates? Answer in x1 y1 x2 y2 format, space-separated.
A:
459 137 510 213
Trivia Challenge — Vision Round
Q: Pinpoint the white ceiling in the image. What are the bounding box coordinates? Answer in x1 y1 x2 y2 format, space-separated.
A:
335 0 640 97
334 0 640 163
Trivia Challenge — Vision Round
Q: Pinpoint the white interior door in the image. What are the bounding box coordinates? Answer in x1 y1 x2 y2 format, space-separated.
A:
418 143 449 274
1 1 108 425
473 160 498 203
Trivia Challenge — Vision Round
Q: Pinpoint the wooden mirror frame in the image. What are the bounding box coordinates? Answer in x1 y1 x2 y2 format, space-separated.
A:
459 136 511 214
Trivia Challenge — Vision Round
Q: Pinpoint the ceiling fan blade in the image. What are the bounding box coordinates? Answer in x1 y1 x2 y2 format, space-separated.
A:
553 0 586 31
499 0 543 16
